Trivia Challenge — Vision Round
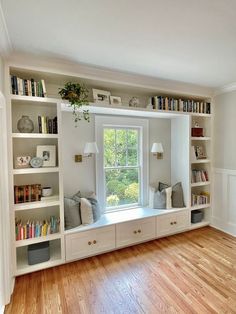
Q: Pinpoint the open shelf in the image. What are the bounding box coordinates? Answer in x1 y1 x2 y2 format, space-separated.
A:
12 133 58 139
14 196 60 211
16 239 62 276
11 94 59 104
13 167 59 175
191 159 211 164
190 221 210 230
15 233 61 247
191 137 211 141
190 204 210 211
191 181 210 187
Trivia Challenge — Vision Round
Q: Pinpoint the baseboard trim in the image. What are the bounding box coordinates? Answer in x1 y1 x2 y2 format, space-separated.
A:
0 305 5 314
211 219 236 237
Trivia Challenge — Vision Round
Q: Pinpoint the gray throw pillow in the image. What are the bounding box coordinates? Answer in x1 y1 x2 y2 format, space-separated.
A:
87 197 101 222
159 182 170 191
172 182 185 208
64 197 81 230
153 189 167 209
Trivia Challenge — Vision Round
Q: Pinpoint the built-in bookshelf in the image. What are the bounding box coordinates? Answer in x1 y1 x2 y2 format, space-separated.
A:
5 62 212 276
7 74 65 275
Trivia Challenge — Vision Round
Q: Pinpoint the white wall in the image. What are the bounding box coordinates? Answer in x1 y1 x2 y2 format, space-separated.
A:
62 112 171 198
212 91 236 235
0 56 4 93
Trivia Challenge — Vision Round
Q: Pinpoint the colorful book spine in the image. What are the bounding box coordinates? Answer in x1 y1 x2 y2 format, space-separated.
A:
10 76 47 98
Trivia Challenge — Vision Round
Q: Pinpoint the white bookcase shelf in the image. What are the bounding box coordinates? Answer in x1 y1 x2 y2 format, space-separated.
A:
191 204 211 211
191 159 211 164
191 137 211 141
11 94 58 104
14 196 60 211
13 167 59 175
15 233 61 247
12 133 58 139
191 181 210 187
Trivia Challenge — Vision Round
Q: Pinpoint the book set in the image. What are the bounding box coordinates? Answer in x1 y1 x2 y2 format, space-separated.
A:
38 116 57 134
192 192 210 206
191 169 209 183
151 96 211 114
11 75 47 97
15 216 60 241
14 185 42 204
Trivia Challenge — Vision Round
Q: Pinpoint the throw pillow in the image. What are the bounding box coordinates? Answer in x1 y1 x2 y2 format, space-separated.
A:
87 197 101 222
64 197 81 230
153 189 167 209
80 197 94 225
172 182 185 208
159 182 170 191
165 187 172 209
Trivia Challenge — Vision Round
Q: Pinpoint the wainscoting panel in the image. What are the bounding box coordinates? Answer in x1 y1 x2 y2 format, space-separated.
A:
212 168 236 236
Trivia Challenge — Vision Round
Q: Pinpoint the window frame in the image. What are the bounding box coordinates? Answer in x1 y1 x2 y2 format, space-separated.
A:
95 116 149 213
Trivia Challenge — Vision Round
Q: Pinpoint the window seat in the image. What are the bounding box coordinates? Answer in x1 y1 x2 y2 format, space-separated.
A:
65 206 188 235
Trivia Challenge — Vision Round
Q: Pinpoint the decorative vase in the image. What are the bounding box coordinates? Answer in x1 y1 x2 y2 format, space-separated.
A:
17 115 34 133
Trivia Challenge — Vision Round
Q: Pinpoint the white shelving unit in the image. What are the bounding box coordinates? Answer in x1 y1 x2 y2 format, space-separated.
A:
5 62 212 275
6 75 65 275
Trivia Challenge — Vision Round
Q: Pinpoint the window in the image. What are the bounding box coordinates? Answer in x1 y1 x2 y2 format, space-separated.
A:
104 127 140 209
96 116 148 212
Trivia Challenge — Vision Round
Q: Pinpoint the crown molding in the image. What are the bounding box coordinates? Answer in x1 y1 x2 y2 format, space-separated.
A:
214 82 236 96
0 3 12 55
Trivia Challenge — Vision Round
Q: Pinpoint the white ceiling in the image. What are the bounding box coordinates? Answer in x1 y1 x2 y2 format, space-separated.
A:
1 0 236 88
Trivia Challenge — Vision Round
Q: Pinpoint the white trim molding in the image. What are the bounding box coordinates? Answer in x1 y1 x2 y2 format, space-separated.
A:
212 168 236 236
0 3 12 55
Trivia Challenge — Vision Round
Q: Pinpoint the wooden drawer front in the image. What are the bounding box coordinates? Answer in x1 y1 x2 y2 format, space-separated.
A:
116 217 156 248
65 226 115 261
156 211 189 237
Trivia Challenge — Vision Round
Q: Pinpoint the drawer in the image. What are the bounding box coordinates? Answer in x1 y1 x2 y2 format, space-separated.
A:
156 210 189 237
116 217 156 248
65 225 116 261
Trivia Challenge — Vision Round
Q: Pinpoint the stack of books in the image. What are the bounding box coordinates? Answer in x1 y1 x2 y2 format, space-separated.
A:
191 169 209 183
192 192 210 206
38 116 57 134
14 184 42 204
15 216 60 241
10 75 47 97
150 96 211 114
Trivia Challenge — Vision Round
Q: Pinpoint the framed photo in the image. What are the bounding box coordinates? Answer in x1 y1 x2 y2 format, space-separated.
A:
92 89 111 104
15 156 31 169
36 145 56 167
110 96 122 106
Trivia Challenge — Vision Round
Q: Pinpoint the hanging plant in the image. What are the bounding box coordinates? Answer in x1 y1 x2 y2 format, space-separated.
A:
58 82 90 124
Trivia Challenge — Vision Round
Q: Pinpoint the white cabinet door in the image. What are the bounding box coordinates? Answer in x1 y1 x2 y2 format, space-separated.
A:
65 225 115 261
156 210 189 237
116 217 156 248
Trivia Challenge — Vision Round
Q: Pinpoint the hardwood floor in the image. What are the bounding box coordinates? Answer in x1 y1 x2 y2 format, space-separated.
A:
5 227 236 314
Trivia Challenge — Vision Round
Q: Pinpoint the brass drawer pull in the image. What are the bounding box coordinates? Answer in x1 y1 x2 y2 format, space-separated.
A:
133 230 137 234
138 229 141 233
170 222 174 225
88 241 92 245
93 240 97 244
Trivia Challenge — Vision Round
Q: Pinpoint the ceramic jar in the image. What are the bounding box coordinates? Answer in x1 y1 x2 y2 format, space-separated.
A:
17 115 34 133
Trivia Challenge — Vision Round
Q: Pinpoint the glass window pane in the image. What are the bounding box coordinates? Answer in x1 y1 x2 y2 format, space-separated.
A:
105 168 139 207
104 128 116 167
127 130 138 149
127 148 138 166
116 129 127 166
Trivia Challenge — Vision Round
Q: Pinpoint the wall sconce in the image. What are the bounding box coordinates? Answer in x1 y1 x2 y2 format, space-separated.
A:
151 142 164 159
75 142 99 162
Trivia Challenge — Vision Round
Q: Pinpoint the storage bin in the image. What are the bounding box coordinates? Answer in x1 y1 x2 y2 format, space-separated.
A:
28 241 50 265
191 210 203 223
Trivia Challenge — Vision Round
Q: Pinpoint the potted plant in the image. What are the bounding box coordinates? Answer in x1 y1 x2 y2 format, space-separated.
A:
58 82 90 123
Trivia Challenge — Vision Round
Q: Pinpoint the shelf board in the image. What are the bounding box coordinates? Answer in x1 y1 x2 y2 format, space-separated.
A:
191 181 210 187
190 221 210 230
191 204 211 211
11 94 59 104
14 197 60 211
12 133 58 139
191 137 211 141
16 242 62 276
61 102 212 119
191 159 211 164
13 167 59 175
15 233 61 247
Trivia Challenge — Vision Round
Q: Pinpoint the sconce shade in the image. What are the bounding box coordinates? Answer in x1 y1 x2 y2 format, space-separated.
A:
151 143 163 153
84 142 99 154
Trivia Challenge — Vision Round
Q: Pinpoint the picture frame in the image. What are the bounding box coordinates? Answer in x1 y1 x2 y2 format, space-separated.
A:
15 156 31 169
92 89 111 104
110 96 122 106
36 145 56 167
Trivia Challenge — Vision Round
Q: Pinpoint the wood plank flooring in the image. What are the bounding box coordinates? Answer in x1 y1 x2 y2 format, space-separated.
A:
5 227 236 314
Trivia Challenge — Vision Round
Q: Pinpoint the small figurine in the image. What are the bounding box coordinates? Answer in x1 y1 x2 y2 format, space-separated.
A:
129 97 140 107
